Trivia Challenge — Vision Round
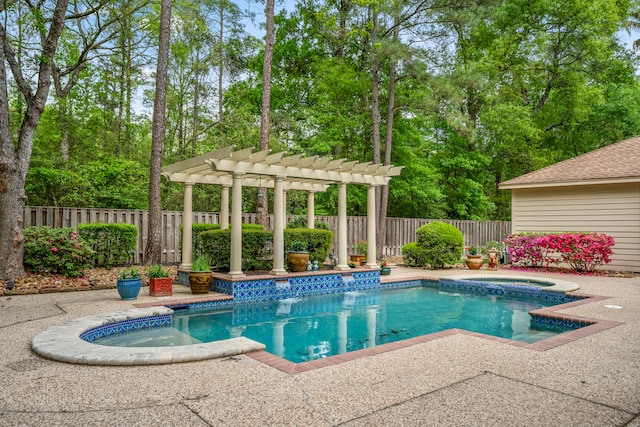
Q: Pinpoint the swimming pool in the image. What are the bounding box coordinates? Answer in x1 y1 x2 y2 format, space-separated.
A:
90 281 583 363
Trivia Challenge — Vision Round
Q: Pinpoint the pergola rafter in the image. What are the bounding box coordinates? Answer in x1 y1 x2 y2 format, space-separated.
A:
161 145 403 278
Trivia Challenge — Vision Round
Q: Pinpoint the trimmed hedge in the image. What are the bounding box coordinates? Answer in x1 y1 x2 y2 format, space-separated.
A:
78 223 137 267
287 216 330 230
200 229 273 271
414 221 464 269
401 242 428 267
198 227 334 272
180 223 265 255
285 228 333 265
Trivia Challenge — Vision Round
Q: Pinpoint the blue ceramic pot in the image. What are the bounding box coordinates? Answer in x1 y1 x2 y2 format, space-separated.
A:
116 278 141 300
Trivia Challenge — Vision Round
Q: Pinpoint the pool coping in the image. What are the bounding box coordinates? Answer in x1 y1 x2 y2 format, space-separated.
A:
31 276 621 368
31 306 265 365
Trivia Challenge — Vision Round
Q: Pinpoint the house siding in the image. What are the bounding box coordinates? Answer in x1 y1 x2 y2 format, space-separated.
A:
511 183 640 272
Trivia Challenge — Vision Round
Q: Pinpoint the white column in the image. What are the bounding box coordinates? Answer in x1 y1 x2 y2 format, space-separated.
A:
220 185 230 229
282 189 287 228
307 191 315 229
366 184 378 268
180 182 194 269
336 182 350 270
229 172 245 278
271 176 287 275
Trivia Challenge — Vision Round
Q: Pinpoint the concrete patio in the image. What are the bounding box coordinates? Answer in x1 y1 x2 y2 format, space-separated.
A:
1 267 638 426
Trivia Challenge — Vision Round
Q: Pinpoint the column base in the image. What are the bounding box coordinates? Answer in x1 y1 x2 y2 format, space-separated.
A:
270 269 288 276
228 271 246 279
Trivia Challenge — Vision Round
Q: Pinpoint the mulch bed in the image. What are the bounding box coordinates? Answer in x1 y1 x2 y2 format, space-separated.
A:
1 265 179 297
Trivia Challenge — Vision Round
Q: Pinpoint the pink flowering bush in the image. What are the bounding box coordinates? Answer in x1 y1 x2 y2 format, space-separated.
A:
504 233 550 268
23 226 94 277
505 232 614 272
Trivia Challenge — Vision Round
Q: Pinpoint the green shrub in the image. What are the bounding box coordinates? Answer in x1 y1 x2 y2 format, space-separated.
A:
23 226 93 277
180 223 265 255
285 228 333 265
200 229 273 271
79 223 138 267
290 240 308 252
287 216 330 230
401 242 428 267
415 221 464 269
197 227 333 271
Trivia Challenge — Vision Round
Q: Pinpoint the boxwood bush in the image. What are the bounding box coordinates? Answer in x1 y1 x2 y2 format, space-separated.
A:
285 228 333 266
198 227 333 271
414 221 464 269
200 229 273 271
401 242 428 267
180 223 265 255
78 223 137 267
287 216 330 230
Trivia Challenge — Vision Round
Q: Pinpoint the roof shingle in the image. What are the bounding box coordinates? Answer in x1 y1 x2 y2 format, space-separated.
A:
499 136 640 188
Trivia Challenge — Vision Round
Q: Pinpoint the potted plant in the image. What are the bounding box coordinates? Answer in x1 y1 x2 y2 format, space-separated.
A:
350 239 368 265
465 246 483 270
287 240 309 272
189 256 212 294
380 261 391 275
147 264 172 297
117 267 141 300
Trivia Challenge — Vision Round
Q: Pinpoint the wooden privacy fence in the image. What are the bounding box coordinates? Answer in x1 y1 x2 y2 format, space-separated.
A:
23 207 511 264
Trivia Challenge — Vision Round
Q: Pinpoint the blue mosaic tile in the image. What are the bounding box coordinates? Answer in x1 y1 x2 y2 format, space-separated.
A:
80 314 172 343
530 314 590 331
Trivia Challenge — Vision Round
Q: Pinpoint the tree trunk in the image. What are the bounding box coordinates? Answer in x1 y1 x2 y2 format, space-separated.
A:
59 97 70 162
218 2 224 137
370 7 382 259
377 15 399 259
144 0 172 265
192 47 200 154
257 0 275 227
0 0 69 281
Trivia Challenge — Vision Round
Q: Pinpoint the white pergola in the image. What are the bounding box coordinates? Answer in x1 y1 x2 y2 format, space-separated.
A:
161 145 403 278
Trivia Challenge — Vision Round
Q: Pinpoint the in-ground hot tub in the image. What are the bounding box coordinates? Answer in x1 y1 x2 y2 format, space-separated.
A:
441 274 580 293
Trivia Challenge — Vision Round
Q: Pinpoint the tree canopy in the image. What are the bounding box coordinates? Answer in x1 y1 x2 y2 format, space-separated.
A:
10 0 640 223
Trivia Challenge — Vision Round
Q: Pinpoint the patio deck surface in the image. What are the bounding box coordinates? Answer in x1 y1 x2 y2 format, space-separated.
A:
1 267 638 426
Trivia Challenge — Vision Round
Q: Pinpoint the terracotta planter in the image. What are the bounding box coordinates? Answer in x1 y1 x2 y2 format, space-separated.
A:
149 277 173 297
350 254 367 265
465 255 483 270
288 252 310 272
188 271 212 294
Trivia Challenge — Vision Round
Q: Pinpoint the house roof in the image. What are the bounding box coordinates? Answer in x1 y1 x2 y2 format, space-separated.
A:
499 136 640 189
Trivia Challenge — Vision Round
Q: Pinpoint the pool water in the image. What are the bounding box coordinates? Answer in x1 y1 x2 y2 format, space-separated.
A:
94 284 572 363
